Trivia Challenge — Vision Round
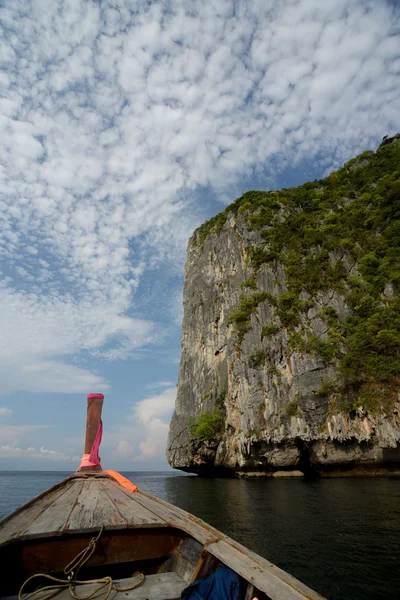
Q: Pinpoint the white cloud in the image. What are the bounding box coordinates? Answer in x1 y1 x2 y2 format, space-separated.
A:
133 387 177 462
0 284 154 393
136 418 170 461
0 407 12 417
134 387 177 427
0 421 79 463
0 0 399 395
113 439 134 459
111 386 177 465
0 424 50 448
0 444 79 462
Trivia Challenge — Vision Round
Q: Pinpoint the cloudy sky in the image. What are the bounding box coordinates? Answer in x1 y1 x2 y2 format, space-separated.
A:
0 0 399 471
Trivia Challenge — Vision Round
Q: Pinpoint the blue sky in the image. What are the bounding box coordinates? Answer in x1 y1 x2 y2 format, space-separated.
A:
0 0 399 471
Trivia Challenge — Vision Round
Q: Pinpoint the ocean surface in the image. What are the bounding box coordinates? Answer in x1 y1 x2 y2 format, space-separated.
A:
0 472 399 600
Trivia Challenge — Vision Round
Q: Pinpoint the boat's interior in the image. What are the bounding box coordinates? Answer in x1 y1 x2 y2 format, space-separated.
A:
0 527 268 600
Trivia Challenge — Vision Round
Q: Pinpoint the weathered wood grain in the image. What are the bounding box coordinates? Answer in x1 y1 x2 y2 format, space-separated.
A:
225 537 325 600
244 582 255 600
22 571 187 600
208 540 325 600
158 552 193 583
100 481 166 528
189 550 219 583
158 538 203 583
176 537 203 564
133 492 217 544
0 475 168 546
22 481 84 538
20 530 182 575
65 480 127 531
0 480 75 546
84 394 103 455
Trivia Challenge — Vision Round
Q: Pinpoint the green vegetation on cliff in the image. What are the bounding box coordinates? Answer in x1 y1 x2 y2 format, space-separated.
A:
227 291 274 340
189 411 224 441
195 135 400 412
189 390 227 441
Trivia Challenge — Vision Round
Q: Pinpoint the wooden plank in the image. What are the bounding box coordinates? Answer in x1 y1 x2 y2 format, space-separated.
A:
207 540 326 600
132 492 217 544
29 571 187 600
65 480 127 532
244 583 255 600
158 552 193 584
189 551 219 583
175 537 203 565
100 481 167 528
21 481 84 538
0 479 75 546
0 480 78 544
21 530 183 575
158 538 203 583
22 481 83 538
226 538 326 600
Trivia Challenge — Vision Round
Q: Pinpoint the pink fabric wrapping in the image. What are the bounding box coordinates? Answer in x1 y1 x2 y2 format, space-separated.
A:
77 420 103 471
89 419 103 465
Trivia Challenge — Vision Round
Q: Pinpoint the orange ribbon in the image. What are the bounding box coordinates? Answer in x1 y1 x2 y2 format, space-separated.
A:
104 470 138 493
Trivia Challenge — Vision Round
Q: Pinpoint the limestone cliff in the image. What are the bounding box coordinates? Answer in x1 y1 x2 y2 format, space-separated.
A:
167 135 400 476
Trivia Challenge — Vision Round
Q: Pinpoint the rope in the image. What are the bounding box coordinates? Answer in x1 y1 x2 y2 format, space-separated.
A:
18 527 145 600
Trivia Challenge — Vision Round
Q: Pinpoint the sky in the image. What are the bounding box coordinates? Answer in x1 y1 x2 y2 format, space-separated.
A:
0 0 399 471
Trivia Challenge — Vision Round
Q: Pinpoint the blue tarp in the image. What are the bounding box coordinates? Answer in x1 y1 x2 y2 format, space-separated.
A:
181 566 243 600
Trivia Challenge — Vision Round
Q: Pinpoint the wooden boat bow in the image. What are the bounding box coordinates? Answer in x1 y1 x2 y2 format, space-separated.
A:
0 394 326 600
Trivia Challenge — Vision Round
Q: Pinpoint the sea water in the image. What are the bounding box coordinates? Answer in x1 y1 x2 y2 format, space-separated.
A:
1 471 399 600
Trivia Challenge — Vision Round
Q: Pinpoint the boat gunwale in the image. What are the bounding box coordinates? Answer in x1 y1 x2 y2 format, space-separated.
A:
0 473 326 600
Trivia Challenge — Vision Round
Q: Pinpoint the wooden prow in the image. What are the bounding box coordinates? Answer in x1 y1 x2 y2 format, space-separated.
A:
79 393 104 471
84 393 104 454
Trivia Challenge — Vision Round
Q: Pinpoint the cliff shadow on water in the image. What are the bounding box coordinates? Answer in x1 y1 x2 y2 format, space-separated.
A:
167 134 400 478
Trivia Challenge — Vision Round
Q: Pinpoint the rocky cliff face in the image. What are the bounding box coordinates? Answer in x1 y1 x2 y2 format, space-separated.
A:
167 135 400 476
